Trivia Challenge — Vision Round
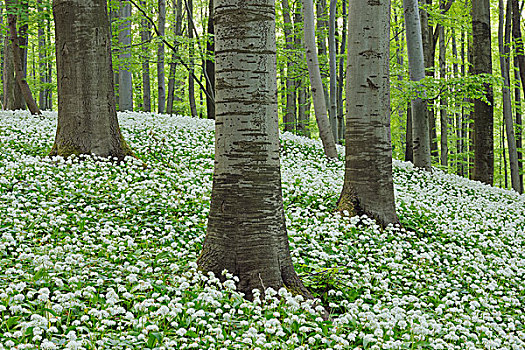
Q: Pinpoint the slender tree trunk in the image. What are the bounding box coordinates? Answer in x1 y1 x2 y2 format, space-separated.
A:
499 0 521 192
204 0 215 119
140 0 151 112
452 29 462 175
336 0 346 143
512 0 524 190
6 0 40 115
157 0 166 113
302 0 337 159
166 0 183 115
438 22 448 168
403 0 431 171
198 0 311 301
37 0 49 110
327 0 337 141
119 0 133 111
338 0 399 227
515 54 524 191
51 0 132 159
282 0 296 133
187 0 197 118
294 1 309 136
471 0 494 185
405 105 414 161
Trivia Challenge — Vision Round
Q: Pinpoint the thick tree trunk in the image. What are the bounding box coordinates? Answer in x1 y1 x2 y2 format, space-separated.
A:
499 0 521 193
302 0 337 159
157 0 166 113
119 0 133 111
338 0 399 227
204 0 215 119
198 0 310 301
140 0 151 112
471 0 494 185
166 0 183 115
6 0 40 115
282 0 296 133
51 0 132 159
403 0 431 171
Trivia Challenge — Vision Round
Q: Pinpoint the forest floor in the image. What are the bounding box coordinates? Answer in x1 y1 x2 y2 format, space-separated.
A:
0 110 524 349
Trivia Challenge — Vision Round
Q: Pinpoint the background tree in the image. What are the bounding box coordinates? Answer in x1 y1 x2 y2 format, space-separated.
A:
118 0 133 111
198 0 310 299
338 0 399 226
50 0 132 159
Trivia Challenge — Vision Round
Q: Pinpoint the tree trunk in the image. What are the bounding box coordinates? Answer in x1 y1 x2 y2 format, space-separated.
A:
452 29 462 175
187 0 197 118
403 0 431 171
119 0 133 111
6 0 40 115
499 0 521 192
140 0 151 112
37 0 49 110
471 0 494 185
157 0 166 113
50 0 132 159
294 1 309 136
336 0 346 143
514 53 523 191
302 0 337 159
338 0 399 227
204 0 215 119
197 0 310 301
166 0 183 115
511 0 524 190
438 21 448 168
282 0 296 133
327 0 337 141
405 105 414 161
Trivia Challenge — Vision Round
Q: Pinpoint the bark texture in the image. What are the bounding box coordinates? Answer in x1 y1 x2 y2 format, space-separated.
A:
204 0 215 119
471 0 494 185
118 0 133 111
157 0 166 113
51 0 132 159
282 0 296 133
403 0 431 171
338 0 399 227
198 0 309 300
140 0 151 112
303 0 337 159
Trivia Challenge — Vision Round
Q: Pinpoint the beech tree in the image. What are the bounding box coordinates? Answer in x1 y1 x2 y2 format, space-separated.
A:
197 0 309 299
50 0 132 159
338 0 399 227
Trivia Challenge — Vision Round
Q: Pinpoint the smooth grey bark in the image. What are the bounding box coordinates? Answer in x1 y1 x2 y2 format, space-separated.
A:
302 0 337 159
294 1 309 136
166 0 183 115
499 0 521 193
511 0 524 191
336 0 346 142
403 0 431 171
514 55 523 191
338 0 399 227
472 0 494 185
3 0 25 110
198 0 310 301
204 0 215 119
118 0 133 111
327 0 337 141
157 0 166 113
451 29 462 175
282 0 296 132
6 0 40 115
438 22 447 168
187 0 197 118
37 0 50 110
140 0 151 112
316 0 334 139
51 0 132 159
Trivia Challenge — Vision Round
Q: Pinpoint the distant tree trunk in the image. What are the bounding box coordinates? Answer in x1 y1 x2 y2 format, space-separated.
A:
403 0 431 171
405 105 414 161
438 22 448 168
187 0 197 118
327 0 337 141
302 0 337 159
37 0 49 110
166 0 183 115
197 0 311 301
140 0 151 112
119 0 133 111
336 0 346 142
471 0 494 185
294 1 309 136
499 0 521 192
514 54 523 191
511 0 524 190
338 0 399 226
204 0 215 119
452 29 462 175
6 0 40 114
282 0 296 133
157 0 166 113
51 0 132 159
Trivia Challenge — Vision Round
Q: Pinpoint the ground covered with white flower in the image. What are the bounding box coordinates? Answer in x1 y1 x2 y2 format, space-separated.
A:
0 110 524 350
